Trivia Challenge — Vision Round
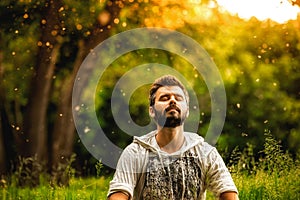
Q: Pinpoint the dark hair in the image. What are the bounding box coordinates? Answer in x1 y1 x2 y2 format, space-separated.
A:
149 75 189 106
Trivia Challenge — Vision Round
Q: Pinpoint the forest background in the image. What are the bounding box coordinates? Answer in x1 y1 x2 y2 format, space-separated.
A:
0 0 300 188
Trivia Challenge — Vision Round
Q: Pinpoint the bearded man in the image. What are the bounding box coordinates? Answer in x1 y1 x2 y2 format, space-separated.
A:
107 75 238 200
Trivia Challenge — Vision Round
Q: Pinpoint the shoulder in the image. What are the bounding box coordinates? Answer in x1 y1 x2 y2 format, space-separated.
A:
184 133 224 168
116 141 149 174
121 141 147 158
184 132 215 155
184 131 203 139
119 131 156 160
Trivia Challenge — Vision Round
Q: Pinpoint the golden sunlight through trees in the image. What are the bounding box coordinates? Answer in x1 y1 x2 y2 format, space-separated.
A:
217 0 300 23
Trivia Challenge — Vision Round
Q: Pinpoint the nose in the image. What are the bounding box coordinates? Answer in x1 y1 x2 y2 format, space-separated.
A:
169 96 177 105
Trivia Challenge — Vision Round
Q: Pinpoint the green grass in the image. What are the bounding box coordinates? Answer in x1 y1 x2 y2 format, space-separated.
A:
205 165 300 200
1 176 111 200
1 167 300 200
1 133 300 199
232 168 300 200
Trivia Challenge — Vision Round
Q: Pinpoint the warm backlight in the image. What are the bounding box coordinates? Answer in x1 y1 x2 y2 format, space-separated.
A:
216 0 300 23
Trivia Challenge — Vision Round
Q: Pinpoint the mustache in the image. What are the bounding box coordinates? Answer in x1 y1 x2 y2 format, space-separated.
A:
165 105 181 113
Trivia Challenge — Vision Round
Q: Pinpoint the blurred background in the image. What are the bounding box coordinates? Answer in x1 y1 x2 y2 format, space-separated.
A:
0 0 299 184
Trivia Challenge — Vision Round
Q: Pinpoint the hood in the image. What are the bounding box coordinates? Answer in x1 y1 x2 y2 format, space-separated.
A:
133 130 204 155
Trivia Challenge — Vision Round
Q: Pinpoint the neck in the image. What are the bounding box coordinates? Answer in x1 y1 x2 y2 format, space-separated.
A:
155 125 185 154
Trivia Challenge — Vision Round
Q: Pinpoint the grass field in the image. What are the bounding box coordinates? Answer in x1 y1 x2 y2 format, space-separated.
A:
1 134 300 199
1 176 110 200
1 167 300 200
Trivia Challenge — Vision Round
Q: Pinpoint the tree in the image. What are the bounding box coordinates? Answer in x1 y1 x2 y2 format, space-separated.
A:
0 0 125 182
50 0 124 179
22 0 63 161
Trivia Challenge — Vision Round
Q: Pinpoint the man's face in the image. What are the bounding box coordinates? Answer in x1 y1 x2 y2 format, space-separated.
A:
150 86 189 128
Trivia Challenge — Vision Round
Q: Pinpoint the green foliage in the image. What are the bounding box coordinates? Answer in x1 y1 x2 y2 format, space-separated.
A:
1 136 300 200
209 18 300 157
211 132 300 200
12 155 44 187
95 160 103 178
1 159 109 200
1 176 111 200
231 166 300 200
51 154 77 186
226 143 257 174
62 0 106 36
5 154 77 188
227 130 295 175
261 130 294 173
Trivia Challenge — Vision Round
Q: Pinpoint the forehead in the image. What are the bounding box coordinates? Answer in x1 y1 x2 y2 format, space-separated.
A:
156 86 185 97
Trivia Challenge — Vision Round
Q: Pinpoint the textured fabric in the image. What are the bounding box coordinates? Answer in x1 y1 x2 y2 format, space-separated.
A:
142 151 202 200
107 131 238 200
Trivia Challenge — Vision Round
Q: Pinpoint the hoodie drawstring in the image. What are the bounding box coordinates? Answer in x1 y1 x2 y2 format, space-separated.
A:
181 153 186 200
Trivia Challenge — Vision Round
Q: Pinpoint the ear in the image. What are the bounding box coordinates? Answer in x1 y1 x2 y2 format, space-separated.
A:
149 106 155 118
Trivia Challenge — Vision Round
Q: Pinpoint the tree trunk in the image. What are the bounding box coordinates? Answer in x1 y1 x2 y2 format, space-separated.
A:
50 0 124 174
51 40 85 169
21 0 63 162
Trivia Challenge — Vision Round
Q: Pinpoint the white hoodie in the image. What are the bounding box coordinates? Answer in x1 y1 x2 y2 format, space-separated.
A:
108 131 238 200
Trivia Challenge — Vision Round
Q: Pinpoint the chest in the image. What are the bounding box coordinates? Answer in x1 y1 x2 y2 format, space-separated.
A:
142 152 202 200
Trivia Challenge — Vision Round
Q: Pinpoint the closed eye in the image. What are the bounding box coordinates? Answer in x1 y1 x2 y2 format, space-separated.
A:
159 95 170 101
158 94 184 101
175 95 184 101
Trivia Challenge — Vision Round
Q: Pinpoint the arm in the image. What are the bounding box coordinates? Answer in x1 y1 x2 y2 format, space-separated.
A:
220 191 239 200
108 191 130 200
205 148 239 199
107 143 145 200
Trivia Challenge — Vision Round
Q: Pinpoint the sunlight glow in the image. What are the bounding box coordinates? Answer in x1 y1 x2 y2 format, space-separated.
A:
216 0 300 23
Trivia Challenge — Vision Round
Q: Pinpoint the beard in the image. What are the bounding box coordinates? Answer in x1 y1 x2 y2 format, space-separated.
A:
154 105 188 128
